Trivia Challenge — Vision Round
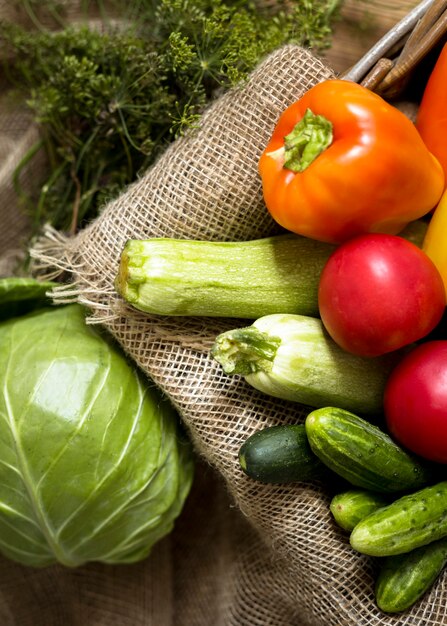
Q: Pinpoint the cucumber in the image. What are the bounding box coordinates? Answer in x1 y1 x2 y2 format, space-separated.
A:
212 315 402 415
305 407 436 493
350 481 447 557
115 221 427 319
330 489 389 532
0 278 57 322
238 424 325 484
375 538 447 613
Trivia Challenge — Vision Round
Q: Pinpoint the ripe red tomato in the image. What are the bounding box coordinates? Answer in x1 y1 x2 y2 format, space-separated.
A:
318 233 446 357
384 341 447 463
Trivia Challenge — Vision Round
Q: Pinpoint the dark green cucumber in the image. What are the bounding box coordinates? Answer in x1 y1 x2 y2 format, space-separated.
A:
238 424 324 484
375 538 447 613
0 277 57 322
305 407 436 493
350 481 447 557
330 489 389 532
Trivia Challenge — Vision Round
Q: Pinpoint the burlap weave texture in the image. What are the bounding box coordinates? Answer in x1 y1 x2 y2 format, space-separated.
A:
27 40 447 626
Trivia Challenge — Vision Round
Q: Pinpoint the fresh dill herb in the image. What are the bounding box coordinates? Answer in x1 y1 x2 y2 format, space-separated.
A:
2 22 172 232
1 0 342 234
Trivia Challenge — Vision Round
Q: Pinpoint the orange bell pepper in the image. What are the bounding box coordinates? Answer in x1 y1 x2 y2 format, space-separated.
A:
416 43 447 183
423 188 447 293
259 79 444 244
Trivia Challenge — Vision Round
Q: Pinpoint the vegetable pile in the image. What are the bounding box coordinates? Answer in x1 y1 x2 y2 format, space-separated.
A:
114 49 447 613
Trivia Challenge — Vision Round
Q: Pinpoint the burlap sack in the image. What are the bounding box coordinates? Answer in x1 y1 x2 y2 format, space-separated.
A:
28 39 447 626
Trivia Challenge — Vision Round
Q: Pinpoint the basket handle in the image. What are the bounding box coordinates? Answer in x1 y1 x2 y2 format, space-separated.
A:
340 0 447 95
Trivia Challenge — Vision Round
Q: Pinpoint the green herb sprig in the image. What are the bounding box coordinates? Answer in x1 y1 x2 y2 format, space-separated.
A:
1 0 342 234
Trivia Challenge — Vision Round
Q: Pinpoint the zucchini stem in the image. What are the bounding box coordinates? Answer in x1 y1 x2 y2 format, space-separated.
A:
211 328 281 376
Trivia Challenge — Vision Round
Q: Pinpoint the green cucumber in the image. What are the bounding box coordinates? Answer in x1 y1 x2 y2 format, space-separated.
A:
115 221 427 318
330 489 389 532
350 482 447 557
238 424 325 484
375 538 447 613
0 277 57 322
305 407 436 493
212 315 402 415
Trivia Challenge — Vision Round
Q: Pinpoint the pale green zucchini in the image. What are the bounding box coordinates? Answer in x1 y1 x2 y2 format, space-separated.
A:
116 234 334 317
211 313 402 415
115 220 427 318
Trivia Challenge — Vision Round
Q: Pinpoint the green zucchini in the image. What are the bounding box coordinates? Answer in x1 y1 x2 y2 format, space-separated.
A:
115 221 427 318
212 314 401 415
350 481 447 557
116 234 335 318
375 538 447 613
238 424 325 484
305 407 436 493
330 489 389 532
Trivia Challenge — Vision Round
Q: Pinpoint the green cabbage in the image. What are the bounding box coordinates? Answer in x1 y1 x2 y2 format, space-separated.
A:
0 302 194 567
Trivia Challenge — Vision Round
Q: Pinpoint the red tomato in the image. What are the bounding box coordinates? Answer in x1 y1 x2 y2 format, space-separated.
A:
318 233 446 357
384 341 447 463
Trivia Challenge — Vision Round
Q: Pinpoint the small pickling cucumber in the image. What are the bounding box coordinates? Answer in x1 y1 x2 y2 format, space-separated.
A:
305 407 436 493
375 538 447 613
350 481 447 557
330 489 389 532
238 424 325 484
